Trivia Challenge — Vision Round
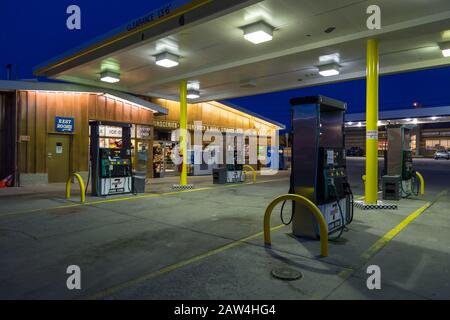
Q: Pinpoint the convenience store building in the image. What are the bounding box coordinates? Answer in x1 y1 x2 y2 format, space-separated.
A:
0 80 282 186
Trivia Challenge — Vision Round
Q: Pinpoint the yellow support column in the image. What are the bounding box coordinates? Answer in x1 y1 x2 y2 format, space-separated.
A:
180 80 188 186
365 39 379 204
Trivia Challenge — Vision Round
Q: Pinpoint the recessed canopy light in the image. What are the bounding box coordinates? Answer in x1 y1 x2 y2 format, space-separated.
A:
347 121 353 125
413 118 418 124
357 122 362 127
155 52 179 68
318 63 340 77
100 70 120 83
187 89 200 100
405 118 412 122
438 41 450 57
242 21 274 44
431 116 438 121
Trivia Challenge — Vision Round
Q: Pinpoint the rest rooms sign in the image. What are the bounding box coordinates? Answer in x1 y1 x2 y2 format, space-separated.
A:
55 117 74 133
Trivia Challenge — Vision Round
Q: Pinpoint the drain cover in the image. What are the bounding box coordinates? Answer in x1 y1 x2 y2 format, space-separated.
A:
271 267 303 281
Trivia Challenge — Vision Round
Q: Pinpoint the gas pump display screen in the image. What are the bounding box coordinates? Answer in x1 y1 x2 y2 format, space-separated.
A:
326 150 335 166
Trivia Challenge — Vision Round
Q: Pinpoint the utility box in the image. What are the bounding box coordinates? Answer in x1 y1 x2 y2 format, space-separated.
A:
213 167 227 184
382 175 401 200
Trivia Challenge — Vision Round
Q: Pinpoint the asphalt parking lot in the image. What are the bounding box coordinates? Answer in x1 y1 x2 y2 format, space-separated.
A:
0 158 449 299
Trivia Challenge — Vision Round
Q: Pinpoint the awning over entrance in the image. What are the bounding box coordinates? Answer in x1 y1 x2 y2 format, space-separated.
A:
33 0 450 103
0 80 168 114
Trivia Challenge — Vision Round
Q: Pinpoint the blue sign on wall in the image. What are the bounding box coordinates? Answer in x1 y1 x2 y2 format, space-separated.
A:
55 117 74 133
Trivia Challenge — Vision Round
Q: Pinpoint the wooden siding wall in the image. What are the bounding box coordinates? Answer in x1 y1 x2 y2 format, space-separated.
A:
17 91 154 174
153 98 277 133
0 92 16 180
0 93 6 177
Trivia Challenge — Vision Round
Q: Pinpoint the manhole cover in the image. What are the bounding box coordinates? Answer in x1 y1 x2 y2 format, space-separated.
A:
271 267 303 281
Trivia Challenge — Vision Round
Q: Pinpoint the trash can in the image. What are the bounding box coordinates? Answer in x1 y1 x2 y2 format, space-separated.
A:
213 167 227 184
133 173 146 193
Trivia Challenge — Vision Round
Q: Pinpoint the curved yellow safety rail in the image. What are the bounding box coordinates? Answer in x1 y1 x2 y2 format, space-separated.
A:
415 171 425 195
66 173 86 203
264 194 329 257
243 165 257 183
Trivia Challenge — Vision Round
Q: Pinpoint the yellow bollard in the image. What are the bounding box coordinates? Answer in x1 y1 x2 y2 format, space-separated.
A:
243 165 257 183
263 194 328 257
415 171 425 195
66 173 86 203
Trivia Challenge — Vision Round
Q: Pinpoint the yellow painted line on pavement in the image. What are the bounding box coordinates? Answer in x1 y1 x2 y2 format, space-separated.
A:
314 189 448 300
0 178 289 218
360 189 447 260
88 224 287 300
360 202 432 260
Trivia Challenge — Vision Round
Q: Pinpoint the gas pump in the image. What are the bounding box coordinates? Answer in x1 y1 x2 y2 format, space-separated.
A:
382 125 418 199
89 121 134 196
288 96 354 239
227 149 244 183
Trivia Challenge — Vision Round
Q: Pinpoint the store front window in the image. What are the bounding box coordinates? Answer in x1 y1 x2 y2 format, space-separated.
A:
90 123 152 169
426 139 450 150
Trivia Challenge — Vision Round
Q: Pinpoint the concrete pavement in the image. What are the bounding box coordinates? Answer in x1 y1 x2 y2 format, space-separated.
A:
0 159 449 299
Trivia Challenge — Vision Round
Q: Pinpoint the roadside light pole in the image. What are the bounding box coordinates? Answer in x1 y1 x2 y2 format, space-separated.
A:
365 39 379 204
180 79 188 186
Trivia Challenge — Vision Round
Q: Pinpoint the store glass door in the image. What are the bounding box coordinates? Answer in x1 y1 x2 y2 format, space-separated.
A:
153 141 178 178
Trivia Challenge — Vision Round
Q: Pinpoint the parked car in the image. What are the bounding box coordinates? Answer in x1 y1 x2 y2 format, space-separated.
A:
347 146 365 157
434 149 450 160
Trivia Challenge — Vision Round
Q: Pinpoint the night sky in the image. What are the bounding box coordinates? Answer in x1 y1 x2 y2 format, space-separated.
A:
2 0 450 130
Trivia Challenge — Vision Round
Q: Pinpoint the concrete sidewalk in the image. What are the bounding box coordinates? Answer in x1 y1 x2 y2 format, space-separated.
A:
0 171 288 216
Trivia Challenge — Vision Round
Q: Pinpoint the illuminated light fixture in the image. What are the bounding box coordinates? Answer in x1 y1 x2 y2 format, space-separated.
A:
347 121 353 125
413 118 418 124
438 41 450 57
100 70 120 83
242 21 274 44
431 116 438 121
187 80 200 91
378 121 382 126
187 89 200 100
318 63 340 77
405 118 412 122
319 53 340 64
155 52 179 68
357 122 362 128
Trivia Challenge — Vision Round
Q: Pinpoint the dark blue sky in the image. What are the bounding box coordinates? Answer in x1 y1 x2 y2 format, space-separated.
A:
2 0 450 129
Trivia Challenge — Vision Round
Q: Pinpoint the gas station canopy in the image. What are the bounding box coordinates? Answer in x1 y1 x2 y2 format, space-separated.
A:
346 106 450 126
35 0 450 102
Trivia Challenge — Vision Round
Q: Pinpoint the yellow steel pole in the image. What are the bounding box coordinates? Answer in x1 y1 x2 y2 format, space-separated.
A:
365 39 379 204
180 80 188 186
